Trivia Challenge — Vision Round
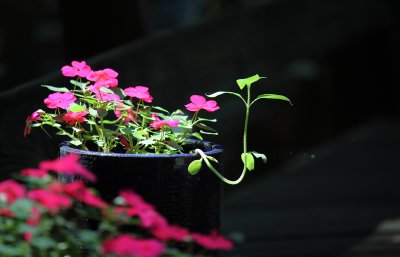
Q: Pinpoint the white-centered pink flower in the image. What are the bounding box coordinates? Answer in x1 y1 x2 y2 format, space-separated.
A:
87 68 119 88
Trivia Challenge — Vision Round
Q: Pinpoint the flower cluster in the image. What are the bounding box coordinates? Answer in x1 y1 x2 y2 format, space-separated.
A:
0 154 233 256
25 61 219 154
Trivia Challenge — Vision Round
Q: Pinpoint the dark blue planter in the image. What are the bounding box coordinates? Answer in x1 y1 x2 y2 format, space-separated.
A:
59 140 223 234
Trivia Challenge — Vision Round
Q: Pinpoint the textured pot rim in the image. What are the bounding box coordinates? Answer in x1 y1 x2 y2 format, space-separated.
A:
60 139 223 158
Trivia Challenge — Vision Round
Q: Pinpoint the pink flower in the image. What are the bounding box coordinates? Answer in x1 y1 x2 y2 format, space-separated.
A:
102 235 164 257
185 95 220 112
44 92 76 109
63 181 107 208
62 110 88 125
151 224 190 242
118 190 165 227
0 180 26 203
20 168 48 178
87 68 119 88
61 61 92 78
94 91 121 102
39 154 96 182
28 189 72 213
115 107 137 123
191 230 233 250
24 110 44 137
150 113 179 130
124 86 153 103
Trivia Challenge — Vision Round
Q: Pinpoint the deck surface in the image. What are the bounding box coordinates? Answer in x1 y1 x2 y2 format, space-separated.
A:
222 118 400 257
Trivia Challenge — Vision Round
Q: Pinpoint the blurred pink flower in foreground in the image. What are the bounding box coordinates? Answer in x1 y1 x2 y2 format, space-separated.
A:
102 234 165 257
39 154 96 182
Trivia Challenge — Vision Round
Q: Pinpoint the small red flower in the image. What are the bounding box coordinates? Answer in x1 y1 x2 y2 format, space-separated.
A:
124 86 153 103
61 61 92 78
44 92 76 109
39 154 96 182
102 234 164 257
0 180 26 203
191 230 233 250
28 189 72 213
185 95 220 112
62 110 88 125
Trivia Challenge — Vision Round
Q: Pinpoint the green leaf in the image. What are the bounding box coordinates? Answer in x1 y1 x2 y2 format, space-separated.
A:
241 152 255 171
206 91 246 104
99 87 115 94
97 108 108 118
89 107 98 117
191 132 203 140
70 80 88 90
195 123 217 133
69 140 82 146
9 199 35 219
188 159 202 175
250 151 268 164
32 237 57 250
0 243 19 256
152 106 170 113
42 85 70 92
236 74 265 90
69 103 86 112
251 94 292 106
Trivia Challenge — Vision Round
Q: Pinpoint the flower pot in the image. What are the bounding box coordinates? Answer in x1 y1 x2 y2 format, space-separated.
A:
59 139 223 234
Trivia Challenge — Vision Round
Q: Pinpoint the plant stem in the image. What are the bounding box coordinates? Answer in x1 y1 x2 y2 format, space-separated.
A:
194 85 252 185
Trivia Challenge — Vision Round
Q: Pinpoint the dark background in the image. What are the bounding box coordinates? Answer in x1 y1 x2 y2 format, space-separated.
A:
0 0 399 256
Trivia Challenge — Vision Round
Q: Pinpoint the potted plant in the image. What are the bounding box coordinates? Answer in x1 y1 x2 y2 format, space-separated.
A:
0 154 233 257
25 60 291 235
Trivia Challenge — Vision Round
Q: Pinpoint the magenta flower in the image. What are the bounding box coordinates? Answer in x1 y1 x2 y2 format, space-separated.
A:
39 154 96 182
151 224 190 242
63 181 107 208
150 113 179 130
94 91 121 102
44 92 76 109
20 168 48 178
124 86 153 103
61 61 92 78
62 110 88 125
185 95 220 112
102 234 164 257
28 189 72 213
0 180 26 203
191 230 233 250
115 107 137 123
87 68 119 88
